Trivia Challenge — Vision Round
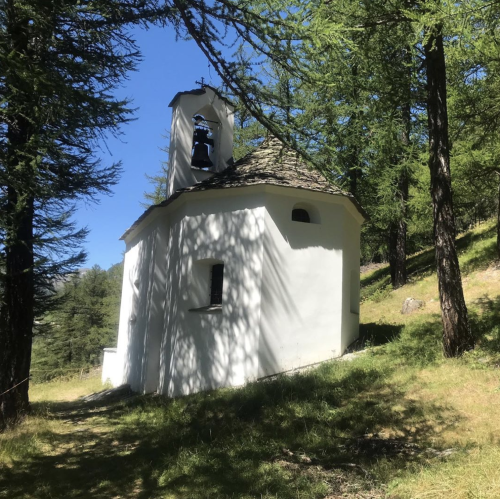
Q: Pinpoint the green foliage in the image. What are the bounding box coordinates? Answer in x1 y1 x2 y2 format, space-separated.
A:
142 161 169 207
31 264 123 382
0 0 176 422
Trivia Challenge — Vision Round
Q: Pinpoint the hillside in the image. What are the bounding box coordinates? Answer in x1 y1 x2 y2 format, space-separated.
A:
2 220 500 498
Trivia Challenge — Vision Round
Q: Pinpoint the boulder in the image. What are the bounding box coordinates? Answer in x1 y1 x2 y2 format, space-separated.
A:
401 297 424 315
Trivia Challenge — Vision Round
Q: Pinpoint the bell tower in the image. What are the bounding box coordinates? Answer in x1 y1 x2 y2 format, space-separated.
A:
166 84 234 198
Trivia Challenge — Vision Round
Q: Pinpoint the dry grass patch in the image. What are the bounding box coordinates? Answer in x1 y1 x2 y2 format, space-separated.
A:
407 365 500 448
29 370 105 403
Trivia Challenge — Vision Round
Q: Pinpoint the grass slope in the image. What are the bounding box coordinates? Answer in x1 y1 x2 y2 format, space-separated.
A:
2 220 500 498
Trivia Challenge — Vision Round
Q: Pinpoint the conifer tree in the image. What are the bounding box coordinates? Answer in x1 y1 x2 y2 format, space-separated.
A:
0 0 171 428
170 0 479 355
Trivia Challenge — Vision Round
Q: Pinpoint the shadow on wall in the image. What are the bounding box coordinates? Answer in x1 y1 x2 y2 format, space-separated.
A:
122 220 167 393
121 191 351 397
155 195 297 397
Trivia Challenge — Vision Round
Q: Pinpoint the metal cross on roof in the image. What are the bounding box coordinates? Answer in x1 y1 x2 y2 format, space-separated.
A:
195 77 206 88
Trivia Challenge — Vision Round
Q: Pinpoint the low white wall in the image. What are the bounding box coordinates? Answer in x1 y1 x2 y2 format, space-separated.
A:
102 348 117 384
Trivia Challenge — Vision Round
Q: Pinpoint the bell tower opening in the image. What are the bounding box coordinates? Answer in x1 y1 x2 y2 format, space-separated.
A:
166 85 234 198
191 114 219 170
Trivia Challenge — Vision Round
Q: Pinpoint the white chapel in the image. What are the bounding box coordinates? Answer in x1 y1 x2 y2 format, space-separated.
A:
102 85 366 397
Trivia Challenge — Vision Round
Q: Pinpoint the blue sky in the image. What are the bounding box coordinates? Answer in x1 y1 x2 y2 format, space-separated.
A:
76 25 222 270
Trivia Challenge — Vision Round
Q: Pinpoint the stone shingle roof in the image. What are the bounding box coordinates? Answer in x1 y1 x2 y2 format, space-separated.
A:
179 136 349 197
121 137 365 240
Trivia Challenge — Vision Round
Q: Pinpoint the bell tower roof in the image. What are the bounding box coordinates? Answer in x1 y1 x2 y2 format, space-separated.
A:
168 85 234 108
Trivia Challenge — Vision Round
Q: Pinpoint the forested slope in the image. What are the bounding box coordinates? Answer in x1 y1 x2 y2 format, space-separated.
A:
2 220 500 498
31 263 123 382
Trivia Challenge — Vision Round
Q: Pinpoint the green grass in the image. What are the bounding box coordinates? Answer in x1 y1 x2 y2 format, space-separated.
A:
2 220 500 498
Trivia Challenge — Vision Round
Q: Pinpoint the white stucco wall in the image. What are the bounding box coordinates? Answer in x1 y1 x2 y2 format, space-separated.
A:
111 185 363 396
258 188 345 377
102 348 117 384
114 215 169 393
340 206 362 353
158 190 266 397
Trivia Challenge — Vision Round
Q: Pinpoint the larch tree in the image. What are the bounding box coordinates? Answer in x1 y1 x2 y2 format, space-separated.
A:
420 2 474 355
167 0 479 356
0 0 173 428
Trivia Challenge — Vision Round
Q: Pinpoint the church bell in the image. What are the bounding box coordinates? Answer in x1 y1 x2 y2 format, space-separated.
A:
191 127 214 169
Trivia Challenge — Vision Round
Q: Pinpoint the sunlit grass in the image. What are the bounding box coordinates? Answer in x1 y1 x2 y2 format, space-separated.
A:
2 220 500 498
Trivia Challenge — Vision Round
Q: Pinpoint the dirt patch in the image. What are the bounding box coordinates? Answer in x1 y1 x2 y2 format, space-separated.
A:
360 262 388 275
274 457 385 499
477 262 500 281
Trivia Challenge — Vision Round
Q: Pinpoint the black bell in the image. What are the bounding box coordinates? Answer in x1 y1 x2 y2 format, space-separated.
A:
191 142 213 168
191 127 214 169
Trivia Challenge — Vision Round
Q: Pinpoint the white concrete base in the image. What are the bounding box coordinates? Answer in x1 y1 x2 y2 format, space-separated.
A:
102 348 117 385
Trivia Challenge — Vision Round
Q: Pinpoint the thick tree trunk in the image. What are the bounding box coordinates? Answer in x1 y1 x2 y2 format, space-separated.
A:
0 1 35 429
0 196 35 427
424 24 474 357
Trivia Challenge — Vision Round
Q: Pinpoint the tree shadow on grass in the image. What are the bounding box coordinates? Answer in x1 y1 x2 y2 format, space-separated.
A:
349 323 404 351
0 325 458 499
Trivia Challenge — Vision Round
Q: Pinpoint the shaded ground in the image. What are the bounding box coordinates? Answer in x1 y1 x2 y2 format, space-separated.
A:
3 220 500 498
0 339 458 499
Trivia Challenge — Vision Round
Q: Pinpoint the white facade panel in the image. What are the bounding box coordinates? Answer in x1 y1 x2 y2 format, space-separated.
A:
341 208 362 353
259 190 345 377
159 192 266 397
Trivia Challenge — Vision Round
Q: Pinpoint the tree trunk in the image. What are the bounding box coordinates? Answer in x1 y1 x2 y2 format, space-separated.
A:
389 101 410 289
0 1 35 429
497 175 500 260
389 217 407 288
424 23 474 357
348 64 361 196
0 195 35 427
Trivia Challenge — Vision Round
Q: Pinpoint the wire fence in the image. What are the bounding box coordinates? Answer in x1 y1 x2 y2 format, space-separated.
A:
0 367 102 399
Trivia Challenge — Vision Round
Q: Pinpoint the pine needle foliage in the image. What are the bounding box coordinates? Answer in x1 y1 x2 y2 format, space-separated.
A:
0 0 173 427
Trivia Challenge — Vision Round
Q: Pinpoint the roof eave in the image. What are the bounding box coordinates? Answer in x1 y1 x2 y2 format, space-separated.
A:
120 183 367 242
168 85 234 108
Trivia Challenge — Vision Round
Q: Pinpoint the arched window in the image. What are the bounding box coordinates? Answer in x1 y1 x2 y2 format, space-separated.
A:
292 208 310 223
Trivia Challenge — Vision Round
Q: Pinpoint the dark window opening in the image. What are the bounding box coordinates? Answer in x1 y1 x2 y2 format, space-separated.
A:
210 264 224 305
292 208 310 223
